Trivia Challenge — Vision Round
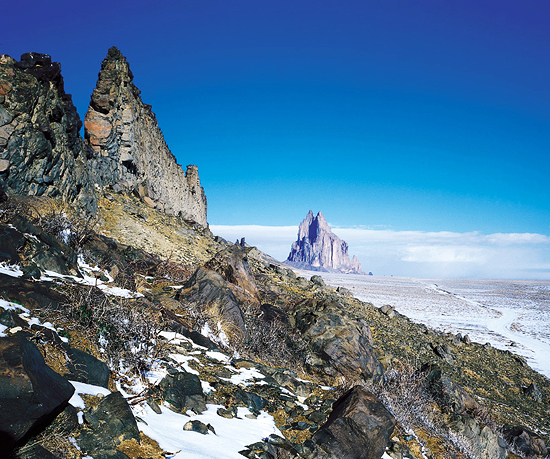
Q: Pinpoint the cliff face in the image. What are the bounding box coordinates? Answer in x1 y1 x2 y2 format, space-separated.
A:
286 210 363 274
0 53 96 212
85 47 207 226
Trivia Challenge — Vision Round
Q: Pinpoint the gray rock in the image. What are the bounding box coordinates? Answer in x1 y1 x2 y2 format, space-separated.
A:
450 415 508 459
503 426 546 457
290 298 383 383
286 210 363 274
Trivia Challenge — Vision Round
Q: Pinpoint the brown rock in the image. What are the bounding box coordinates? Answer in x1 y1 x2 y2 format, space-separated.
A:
0 159 9 172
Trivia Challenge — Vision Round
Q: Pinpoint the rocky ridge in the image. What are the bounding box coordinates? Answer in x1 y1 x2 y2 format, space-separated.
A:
286 210 363 274
0 49 207 227
85 47 207 226
0 52 96 213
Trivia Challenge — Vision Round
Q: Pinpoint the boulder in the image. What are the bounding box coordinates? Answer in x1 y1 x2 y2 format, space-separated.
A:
450 415 508 459
78 391 140 457
0 224 25 263
65 347 110 388
503 426 547 458
290 298 383 383
312 385 395 459
423 365 478 414
158 370 206 414
180 267 247 341
0 333 74 453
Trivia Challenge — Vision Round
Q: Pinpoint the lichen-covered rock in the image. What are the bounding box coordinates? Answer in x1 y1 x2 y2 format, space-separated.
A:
78 391 140 457
312 385 395 459
180 267 247 341
290 298 383 383
157 370 206 414
286 210 363 274
503 426 547 458
450 414 508 459
0 53 96 214
84 47 207 226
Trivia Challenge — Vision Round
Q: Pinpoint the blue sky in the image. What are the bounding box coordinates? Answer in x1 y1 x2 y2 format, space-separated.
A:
3 1 550 278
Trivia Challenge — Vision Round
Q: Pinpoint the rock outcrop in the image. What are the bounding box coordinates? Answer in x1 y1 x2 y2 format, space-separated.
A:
85 47 207 226
286 210 363 273
0 53 96 213
0 49 207 227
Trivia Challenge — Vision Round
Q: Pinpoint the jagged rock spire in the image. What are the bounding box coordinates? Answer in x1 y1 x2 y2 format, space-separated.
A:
85 47 207 226
286 211 363 274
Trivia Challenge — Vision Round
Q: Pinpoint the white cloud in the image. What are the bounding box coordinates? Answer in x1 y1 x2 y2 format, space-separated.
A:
209 224 550 280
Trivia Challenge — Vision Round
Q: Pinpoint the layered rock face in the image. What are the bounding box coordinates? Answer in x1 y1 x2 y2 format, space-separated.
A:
0 53 96 213
85 47 207 226
286 210 363 273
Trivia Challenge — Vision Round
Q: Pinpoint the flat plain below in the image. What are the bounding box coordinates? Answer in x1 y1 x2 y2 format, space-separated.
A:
298 271 550 379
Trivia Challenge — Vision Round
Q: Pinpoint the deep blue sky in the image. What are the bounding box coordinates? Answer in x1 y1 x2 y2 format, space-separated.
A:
3 1 549 236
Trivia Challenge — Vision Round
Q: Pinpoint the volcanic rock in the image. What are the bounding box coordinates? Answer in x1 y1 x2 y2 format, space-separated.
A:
312 385 395 459
0 53 96 213
85 47 207 226
0 333 74 454
285 211 363 274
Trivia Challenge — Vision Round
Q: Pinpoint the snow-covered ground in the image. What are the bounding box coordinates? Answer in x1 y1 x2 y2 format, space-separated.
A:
301 271 550 379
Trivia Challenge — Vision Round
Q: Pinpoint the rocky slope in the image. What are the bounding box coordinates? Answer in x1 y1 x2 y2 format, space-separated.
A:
1 192 548 459
85 47 207 226
286 210 363 274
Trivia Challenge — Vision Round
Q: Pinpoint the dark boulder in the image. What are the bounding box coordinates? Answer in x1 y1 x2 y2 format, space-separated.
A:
312 385 395 459
78 391 139 457
14 443 61 459
204 245 258 297
0 224 25 263
65 347 110 388
290 298 383 383
503 426 547 458
0 333 74 454
0 273 68 310
158 370 206 414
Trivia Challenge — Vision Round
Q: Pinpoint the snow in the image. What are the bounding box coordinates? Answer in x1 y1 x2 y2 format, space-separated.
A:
221 366 265 386
311 271 550 378
0 324 7 337
168 353 202 375
0 262 23 278
68 381 111 409
134 402 281 459
0 298 30 313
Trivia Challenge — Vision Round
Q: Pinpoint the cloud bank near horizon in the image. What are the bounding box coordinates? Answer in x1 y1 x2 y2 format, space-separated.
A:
210 224 550 280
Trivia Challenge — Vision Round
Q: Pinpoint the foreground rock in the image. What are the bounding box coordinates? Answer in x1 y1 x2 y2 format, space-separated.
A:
312 385 395 459
0 333 74 454
286 210 363 274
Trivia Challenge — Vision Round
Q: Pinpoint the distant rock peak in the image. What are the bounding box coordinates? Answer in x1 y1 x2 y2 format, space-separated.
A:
285 210 363 274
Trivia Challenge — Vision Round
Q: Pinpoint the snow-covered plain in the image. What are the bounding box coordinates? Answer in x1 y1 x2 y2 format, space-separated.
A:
303 271 550 379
